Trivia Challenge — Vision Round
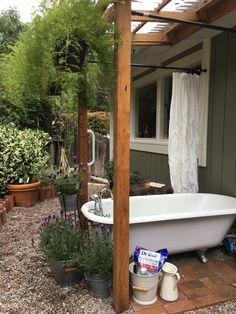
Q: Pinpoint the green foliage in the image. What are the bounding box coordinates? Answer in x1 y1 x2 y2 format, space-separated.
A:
88 111 110 135
0 8 27 124
39 213 83 261
104 160 114 182
130 171 144 186
104 163 144 187
51 164 82 195
78 227 113 281
0 8 25 55
0 0 115 126
0 121 51 196
38 166 54 187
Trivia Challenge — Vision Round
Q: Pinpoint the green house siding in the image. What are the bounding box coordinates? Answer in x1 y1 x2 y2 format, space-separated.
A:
131 31 236 196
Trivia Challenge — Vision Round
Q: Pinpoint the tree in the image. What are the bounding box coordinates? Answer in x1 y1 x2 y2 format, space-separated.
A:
0 0 115 129
0 8 25 55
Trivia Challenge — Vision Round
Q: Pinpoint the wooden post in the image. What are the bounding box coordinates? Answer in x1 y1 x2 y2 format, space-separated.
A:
113 1 131 313
77 97 88 226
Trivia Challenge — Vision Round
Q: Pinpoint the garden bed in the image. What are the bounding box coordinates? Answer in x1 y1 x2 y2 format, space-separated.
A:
0 196 133 313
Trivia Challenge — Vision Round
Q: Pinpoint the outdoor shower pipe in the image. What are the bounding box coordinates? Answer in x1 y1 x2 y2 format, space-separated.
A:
87 129 95 166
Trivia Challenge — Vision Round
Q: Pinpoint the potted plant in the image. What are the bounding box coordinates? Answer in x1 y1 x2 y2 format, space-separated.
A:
51 163 82 212
78 226 113 299
0 121 51 207
38 167 53 202
130 171 144 196
105 160 114 190
38 212 83 287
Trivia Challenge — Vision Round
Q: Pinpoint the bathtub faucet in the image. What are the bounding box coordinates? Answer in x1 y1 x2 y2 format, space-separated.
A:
89 193 104 216
89 188 113 217
100 187 113 200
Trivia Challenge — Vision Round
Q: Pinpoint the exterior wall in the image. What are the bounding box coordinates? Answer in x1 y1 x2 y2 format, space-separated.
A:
130 150 171 185
131 31 236 196
200 31 236 197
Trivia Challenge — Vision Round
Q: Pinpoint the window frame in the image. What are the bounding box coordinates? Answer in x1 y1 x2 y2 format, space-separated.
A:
130 40 211 167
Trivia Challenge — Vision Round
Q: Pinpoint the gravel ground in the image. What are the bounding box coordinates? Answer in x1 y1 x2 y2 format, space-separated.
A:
0 184 235 313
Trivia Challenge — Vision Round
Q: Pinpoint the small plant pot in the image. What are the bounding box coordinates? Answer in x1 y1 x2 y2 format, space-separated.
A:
59 194 78 211
45 185 52 199
48 259 83 287
38 187 46 202
4 194 15 210
87 274 111 299
51 186 57 198
0 205 7 224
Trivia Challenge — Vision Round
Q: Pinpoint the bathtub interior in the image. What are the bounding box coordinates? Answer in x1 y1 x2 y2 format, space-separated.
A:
98 194 236 222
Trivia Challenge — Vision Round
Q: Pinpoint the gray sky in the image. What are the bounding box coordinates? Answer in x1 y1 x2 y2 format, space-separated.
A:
0 0 41 22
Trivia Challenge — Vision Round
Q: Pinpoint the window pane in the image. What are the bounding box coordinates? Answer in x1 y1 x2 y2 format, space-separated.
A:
136 83 157 138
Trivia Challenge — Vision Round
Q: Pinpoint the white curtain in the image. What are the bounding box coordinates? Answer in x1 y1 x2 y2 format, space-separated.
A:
168 72 200 193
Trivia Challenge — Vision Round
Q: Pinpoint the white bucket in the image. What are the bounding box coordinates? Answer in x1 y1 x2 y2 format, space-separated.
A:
129 262 160 305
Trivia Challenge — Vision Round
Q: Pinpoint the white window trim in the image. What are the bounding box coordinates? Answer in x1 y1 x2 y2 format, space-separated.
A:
130 40 211 167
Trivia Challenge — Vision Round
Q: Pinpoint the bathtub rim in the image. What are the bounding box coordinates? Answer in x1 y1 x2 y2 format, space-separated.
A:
81 193 236 225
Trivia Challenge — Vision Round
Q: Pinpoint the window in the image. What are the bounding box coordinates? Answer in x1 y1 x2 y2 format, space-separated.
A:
130 41 210 166
135 77 172 141
136 82 157 138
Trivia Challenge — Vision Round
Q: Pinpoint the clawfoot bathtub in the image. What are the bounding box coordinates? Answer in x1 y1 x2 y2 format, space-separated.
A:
81 193 236 262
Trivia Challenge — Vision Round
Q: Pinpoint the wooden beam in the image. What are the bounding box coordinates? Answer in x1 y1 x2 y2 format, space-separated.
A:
96 0 111 12
168 0 236 44
195 0 217 14
156 0 172 11
132 41 171 46
131 10 199 22
113 0 131 312
132 32 172 45
77 97 88 228
133 21 146 34
103 6 114 21
198 0 236 21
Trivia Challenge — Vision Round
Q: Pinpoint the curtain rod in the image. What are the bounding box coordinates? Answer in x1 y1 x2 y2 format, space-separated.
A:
131 10 236 34
131 63 207 73
88 60 207 73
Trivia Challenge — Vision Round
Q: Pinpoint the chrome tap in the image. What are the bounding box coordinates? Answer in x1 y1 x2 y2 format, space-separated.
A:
89 193 103 216
100 187 113 200
89 188 113 217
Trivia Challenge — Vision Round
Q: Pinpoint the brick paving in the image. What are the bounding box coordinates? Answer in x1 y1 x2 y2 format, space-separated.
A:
130 249 236 313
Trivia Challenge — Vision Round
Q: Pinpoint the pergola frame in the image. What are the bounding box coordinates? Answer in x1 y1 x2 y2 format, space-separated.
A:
78 1 236 313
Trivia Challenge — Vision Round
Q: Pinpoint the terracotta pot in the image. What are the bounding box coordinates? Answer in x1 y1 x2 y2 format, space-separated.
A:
45 185 52 199
0 203 7 224
7 181 40 207
38 187 46 202
4 194 15 211
51 186 57 198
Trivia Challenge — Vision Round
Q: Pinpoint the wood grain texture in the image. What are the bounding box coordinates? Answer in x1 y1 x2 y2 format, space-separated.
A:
113 0 131 312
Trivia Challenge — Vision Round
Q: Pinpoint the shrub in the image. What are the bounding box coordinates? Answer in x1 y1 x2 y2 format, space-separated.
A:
0 121 51 196
88 111 110 135
39 213 83 261
78 226 113 282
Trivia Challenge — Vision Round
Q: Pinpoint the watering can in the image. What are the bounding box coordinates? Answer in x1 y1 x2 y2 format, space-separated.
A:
160 262 180 301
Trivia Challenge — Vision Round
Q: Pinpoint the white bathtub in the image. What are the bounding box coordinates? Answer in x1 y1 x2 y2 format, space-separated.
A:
81 193 236 260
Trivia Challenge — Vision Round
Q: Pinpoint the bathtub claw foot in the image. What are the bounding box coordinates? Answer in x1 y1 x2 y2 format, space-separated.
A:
197 249 208 263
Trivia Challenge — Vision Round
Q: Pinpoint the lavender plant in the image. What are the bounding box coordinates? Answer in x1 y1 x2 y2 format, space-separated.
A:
50 162 83 195
78 225 113 282
39 212 83 261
